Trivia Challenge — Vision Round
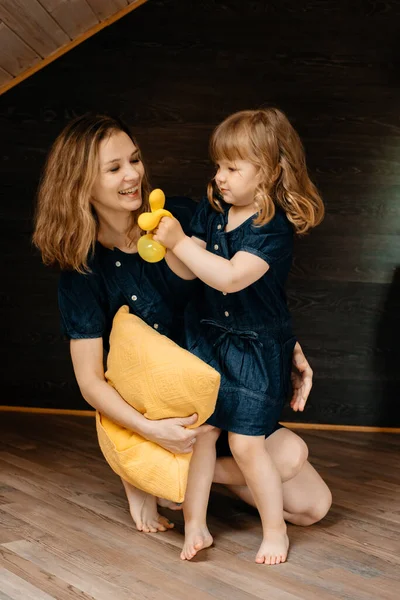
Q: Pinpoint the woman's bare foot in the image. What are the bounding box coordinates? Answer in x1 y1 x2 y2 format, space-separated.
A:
157 497 183 511
180 524 213 560
255 527 289 565
122 480 174 533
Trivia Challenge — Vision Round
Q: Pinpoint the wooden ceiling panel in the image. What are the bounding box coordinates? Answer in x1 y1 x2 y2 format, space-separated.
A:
0 21 41 76
87 0 128 21
0 64 12 85
0 0 70 56
39 0 99 38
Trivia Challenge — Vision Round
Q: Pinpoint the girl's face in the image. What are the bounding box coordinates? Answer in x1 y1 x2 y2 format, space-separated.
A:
91 131 145 214
215 159 259 207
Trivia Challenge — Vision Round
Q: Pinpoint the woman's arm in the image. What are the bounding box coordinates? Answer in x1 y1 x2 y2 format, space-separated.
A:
154 218 268 293
70 337 201 454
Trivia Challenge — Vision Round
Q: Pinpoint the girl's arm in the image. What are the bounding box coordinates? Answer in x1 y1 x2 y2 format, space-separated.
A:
70 337 200 454
164 235 207 280
165 249 196 280
154 218 269 293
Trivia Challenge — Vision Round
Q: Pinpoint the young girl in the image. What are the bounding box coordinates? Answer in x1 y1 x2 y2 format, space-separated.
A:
154 108 325 564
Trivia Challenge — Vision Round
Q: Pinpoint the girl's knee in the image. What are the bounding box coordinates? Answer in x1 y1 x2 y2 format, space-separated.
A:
209 426 221 441
228 431 264 460
197 426 220 446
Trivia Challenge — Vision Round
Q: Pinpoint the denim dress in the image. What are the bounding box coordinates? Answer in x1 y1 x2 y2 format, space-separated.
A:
58 197 197 349
185 198 297 437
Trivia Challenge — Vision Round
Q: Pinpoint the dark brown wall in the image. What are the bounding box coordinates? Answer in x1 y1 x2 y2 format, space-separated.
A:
1 0 399 425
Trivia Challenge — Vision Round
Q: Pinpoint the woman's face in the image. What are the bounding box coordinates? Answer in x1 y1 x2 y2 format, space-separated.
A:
91 130 145 214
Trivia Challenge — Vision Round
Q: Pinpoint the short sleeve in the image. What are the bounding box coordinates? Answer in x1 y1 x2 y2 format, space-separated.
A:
165 196 197 236
188 197 210 241
58 269 106 339
240 211 294 266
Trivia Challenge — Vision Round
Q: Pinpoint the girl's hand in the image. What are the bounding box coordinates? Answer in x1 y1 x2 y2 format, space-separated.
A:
153 217 186 250
290 342 313 412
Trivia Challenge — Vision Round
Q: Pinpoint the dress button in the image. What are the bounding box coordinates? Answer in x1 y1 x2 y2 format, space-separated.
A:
217 224 222 230
115 261 121 267
153 323 159 330
224 311 229 317
214 244 219 250
222 292 227 296
131 295 137 301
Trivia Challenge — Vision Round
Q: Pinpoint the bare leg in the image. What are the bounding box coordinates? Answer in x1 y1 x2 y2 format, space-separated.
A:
121 478 174 533
157 497 183 511
228 461 331 526
156 427 305 513
228 432 289 565
214 428 308 485
283 461 332 525
180 427 220 560
168 428 330 525
214 428 332 526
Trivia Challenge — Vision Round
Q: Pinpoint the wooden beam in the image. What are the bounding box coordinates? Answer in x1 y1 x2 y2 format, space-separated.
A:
0 0 148 96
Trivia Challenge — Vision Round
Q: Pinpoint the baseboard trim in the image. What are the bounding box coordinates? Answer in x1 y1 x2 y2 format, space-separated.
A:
281 422 400 434
0 406 95 417
1 405 399 432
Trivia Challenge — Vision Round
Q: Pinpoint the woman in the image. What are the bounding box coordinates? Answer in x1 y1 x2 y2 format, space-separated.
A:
33 114 331 534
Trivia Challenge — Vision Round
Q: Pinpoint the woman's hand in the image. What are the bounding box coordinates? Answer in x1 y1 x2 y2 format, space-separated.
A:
70 338 214 454
143 414 214 454
70 339 193 448
290 342 313 412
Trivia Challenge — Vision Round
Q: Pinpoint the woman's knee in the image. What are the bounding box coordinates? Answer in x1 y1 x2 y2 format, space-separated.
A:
286 436 309 479
306 485 332 525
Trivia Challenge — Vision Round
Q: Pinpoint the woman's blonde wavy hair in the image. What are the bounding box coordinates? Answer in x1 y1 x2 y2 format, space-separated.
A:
207 108 324 234
33 114 151 272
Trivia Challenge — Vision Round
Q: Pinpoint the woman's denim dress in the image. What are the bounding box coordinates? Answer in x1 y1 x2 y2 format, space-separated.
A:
185 198 297 437
58 197 196 349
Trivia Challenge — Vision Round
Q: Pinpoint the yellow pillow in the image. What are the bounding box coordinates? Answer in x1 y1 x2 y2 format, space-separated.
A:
96 305 220 503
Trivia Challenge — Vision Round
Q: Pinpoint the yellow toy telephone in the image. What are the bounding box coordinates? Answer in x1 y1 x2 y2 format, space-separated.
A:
137 188 172 262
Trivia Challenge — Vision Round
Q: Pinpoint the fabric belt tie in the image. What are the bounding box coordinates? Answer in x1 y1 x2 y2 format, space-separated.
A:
200 318 263 348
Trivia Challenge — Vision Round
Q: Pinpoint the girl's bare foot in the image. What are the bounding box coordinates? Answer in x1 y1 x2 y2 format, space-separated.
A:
255 527 289 565
157 497 183 511
180 524 213 560
122 480 174 533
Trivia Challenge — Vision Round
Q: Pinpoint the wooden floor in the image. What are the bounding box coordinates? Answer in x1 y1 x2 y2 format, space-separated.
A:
0 413 398 600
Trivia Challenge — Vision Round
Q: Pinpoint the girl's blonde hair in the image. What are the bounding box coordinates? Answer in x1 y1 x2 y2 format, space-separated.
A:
207 108 324 234
33 114 151 272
